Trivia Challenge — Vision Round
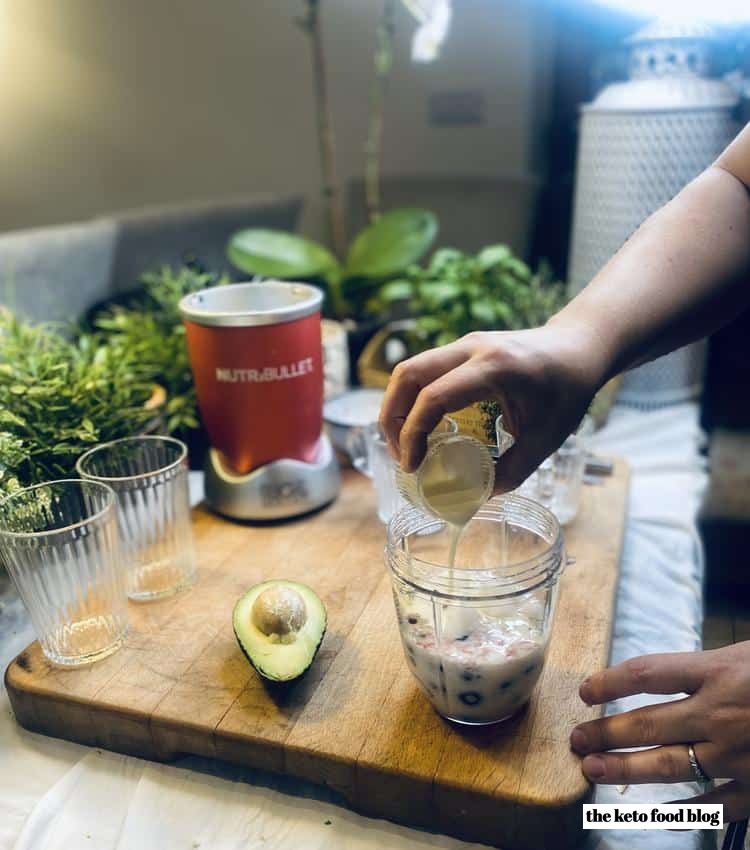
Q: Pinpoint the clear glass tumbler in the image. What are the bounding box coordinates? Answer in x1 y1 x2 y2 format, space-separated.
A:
347 422 405 523
77 436 197 600
386 495 564 725
518 415 593 526
0 479 129 666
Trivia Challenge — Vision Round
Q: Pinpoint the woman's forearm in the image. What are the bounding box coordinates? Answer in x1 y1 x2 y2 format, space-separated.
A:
550 126 750 386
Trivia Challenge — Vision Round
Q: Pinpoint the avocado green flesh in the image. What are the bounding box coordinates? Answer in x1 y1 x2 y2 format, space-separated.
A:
233 580 327 682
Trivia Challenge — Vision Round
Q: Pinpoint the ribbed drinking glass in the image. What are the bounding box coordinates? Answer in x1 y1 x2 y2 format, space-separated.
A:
0 479 129 666
76 436 197 600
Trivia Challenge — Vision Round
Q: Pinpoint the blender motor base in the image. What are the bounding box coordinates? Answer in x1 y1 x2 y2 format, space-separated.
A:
204 435 341 521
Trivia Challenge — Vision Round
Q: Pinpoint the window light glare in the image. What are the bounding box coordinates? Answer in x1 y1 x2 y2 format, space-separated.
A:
588 0 750 23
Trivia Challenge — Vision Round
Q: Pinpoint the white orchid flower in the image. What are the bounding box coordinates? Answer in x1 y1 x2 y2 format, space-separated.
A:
401 0 452 63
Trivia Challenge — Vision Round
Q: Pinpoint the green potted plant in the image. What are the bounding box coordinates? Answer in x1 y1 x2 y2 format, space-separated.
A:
358 244 620 433
228 208 438 323
0 309 160 496
370 245 567 347
88 265 230 465
356 244 567 437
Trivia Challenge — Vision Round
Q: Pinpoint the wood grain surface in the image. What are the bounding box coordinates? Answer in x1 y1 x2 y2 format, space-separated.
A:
5 462 629 849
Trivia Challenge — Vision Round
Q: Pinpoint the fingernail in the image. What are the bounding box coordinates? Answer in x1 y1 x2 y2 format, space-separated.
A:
583 755 606 781
580 678 593 704
570 728 588 753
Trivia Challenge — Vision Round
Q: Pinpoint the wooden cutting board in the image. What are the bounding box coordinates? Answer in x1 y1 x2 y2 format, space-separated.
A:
6 461 629 850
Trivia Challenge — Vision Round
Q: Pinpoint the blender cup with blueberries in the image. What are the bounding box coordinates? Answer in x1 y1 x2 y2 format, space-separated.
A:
385 495 565 725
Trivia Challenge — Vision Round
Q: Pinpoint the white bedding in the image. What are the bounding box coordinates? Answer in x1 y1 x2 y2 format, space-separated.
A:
588 404 713 850
0 403 712 850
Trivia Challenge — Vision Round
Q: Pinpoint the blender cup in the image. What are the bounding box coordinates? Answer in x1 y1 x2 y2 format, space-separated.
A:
385 495 564 725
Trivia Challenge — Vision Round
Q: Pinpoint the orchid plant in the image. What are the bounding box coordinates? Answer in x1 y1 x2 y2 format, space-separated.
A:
365 0 452 221
403 0 453 63
228 1 452 321
303 0 452 241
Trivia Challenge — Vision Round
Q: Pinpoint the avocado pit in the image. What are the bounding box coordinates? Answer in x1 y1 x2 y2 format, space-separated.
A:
251 586 308 637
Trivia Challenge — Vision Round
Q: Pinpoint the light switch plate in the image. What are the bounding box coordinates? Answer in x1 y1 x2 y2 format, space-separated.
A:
428 90 485 126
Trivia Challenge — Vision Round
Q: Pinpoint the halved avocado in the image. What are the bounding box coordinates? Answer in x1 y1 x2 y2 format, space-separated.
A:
233 580 327 682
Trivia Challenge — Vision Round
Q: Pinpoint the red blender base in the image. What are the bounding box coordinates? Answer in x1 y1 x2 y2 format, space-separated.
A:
204 434 340 520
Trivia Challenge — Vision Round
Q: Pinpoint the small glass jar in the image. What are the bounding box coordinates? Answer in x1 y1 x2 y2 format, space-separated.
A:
385 495 564 725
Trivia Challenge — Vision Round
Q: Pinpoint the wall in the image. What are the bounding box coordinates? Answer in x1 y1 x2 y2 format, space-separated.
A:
0 0 554 241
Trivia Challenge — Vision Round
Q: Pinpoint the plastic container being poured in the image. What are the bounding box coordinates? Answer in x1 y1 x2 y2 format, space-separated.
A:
395 414 517 603
396 416 515 571
395 415 515 526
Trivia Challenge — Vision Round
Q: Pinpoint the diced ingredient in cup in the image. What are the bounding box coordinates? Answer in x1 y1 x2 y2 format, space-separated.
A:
233 580 326 682
398 600 546 724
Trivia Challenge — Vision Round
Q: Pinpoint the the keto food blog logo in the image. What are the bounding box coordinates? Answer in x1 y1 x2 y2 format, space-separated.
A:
215 357 315 384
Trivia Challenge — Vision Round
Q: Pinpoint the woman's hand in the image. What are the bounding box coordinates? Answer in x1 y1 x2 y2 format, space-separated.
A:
378 321 609 490
570 642 750 822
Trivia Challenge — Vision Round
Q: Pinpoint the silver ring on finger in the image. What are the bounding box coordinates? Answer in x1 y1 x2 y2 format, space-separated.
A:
687 744 711 783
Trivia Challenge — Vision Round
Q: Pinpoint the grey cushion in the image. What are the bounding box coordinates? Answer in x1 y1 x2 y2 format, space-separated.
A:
105 194 303 293
0 194 303 323
0 220 118 324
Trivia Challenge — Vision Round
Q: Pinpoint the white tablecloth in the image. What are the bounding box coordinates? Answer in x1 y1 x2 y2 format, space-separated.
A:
0 404 712 850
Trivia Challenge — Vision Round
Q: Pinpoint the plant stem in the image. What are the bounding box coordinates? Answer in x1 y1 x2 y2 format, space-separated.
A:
305 0 347 260
364 0 396 222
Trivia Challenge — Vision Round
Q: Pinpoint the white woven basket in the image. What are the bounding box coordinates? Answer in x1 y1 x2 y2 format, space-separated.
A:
568 20 738 409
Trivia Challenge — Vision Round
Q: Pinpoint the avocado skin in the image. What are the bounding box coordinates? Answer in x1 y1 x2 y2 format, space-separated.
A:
232 580 327 683
232 620 327 683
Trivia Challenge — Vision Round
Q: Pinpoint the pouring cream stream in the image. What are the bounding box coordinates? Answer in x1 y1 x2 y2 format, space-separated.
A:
418 437 494 571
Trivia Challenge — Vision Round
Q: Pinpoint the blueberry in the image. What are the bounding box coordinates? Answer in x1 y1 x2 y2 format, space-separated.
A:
500 680 513 690
523 664 536 675
462 669 480 682
459 691 482 706
407 615 418 625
